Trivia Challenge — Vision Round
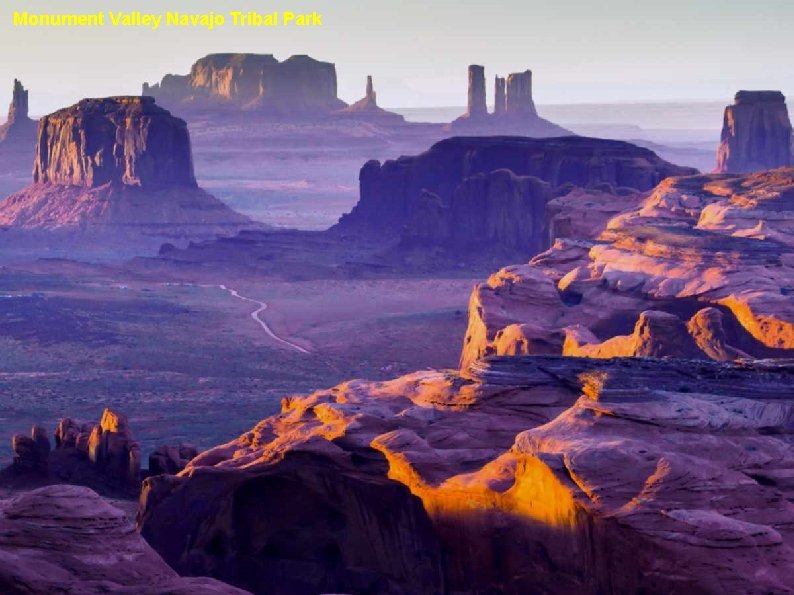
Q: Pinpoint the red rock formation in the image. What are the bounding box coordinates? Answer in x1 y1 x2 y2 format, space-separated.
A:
466 65 488 119
0 485 248 594
0 96 250 234
461 168 794 368
716 91 793 173
33 97 196 188
494 76 506 115
137 356 794 595
506 70 536 117
451 65 567 135
335 76 405 124
336 136 697 243
402 169 552 254
143 54 347 116
0 79 36 143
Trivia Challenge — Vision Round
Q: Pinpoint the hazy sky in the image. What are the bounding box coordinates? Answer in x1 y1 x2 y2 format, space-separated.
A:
2 0 792 114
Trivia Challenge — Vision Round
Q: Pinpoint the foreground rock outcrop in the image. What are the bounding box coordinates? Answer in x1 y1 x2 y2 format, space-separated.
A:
143 54 347 117
0 485 248 594
138 355 794 595
335 136 697 253
716 91 793 173
0 97 250 234
462 168 794 368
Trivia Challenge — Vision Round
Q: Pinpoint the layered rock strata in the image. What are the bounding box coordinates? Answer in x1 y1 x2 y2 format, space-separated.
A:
0 485 248 594
462 167 794 368
335 136 697 249
138 356 794 595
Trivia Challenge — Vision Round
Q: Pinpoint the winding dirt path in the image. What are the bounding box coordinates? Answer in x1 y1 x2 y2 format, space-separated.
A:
217 284 310 354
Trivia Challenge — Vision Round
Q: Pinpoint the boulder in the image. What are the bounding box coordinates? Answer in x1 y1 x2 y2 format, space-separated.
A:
716 91 793 173
148 443 199 476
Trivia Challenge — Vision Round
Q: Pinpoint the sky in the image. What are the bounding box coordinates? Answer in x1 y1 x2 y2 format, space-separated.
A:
1 0 793 115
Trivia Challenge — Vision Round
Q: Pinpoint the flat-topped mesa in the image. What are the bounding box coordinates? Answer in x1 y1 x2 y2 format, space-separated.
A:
716 90 793 173
0 79 37 144
143 53 348 116
335 136 697 241
466 65 488 119
0 95 251 232
32 96 196 189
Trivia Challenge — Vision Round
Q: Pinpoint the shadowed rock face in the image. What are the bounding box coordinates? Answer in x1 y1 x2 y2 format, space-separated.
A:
462 168 794 368
143 53 347 116
0 96 251 233
716 91 793 173
0 485 249 594
336 136 697 240
138 356 794 595
33 97 196 189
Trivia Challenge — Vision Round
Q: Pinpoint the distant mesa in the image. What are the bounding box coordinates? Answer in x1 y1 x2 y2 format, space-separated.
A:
335 136 697 259
0 96 250 234
716 90 793 173
143 53 348 117
335 76 406 124
449 65 571 136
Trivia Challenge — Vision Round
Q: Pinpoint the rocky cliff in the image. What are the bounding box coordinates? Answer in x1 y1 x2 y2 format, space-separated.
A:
0 96 250 234
33 97 196 188
461 167 794 368
716 91 793 173
143 54 347 116
138 355 794 595
335 136 697 250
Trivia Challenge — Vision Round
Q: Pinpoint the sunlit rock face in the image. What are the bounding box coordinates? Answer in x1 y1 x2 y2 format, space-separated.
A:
335 136 697 244
716 91 793 173
138 356 794 595
143 54 347 116
461 168 794 368
0 485 248 594
33 97 196 188
0 96 250 233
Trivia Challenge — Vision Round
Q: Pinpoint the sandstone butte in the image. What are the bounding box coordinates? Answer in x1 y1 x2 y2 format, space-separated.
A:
142 53 347 116
715 90 793 174
0 96 251 234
